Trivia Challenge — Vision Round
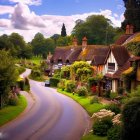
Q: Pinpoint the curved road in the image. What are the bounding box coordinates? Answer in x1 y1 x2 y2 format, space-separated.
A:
0 69 90 140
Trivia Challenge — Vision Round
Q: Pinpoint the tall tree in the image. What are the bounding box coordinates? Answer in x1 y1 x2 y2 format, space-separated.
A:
72 15 116 45
0 50 18 108
61 23 67 37
122 0 140 32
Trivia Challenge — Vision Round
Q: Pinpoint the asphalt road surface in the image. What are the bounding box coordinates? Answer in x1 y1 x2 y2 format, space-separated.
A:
0 79 90 140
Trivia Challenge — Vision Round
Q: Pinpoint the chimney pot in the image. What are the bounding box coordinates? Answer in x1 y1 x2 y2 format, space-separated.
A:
73 37 78 47
82 37 87 47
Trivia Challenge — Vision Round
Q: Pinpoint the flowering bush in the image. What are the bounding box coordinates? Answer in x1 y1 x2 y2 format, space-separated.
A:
112 114 122 126
91 109 115 123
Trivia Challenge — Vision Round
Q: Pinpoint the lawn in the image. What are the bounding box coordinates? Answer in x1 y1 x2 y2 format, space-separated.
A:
0 95 27 126
58 89 106 116
82 133 107 140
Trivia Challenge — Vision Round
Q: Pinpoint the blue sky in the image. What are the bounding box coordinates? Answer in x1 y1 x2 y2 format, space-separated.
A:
0 0 125 42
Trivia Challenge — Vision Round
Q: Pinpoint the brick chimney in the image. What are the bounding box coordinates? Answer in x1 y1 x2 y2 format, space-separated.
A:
130 25 134 34
126 24 134 34
73 37 78 47
126 25 130 34
82 37 87 47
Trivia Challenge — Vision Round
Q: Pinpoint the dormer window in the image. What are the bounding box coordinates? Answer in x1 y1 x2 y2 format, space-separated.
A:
108 63 115 72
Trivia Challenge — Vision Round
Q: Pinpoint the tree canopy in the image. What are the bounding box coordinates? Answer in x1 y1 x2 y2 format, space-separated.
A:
0 50 18 108
61 23 67 37
72 15 116 45
122 0 140 32
31 33 55 58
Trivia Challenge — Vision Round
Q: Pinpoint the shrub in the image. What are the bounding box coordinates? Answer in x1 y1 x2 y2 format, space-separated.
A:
8 97 19 106
50 78 60 87
121 97 140 140
93 118 113 136
31 69 41 77
24 78 30 91
76 86 88 96
65 80 76 93
17 80 24 90
107 125 121 140
91 109 115 123
112 114 122 126
58 79 66 91
117 87 124 95
110 92 118 99
104 90 111 98
105 104 121 115
90 96 99 104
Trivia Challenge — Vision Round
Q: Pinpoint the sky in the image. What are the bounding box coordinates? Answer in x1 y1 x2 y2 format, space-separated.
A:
0 0 125 42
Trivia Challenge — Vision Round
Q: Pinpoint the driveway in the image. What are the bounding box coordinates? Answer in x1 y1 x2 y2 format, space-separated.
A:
0 79 90 140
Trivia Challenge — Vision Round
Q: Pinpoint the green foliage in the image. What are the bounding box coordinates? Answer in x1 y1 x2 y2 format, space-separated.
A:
17 80 25 91
50 78 60 87
117 87 124 95
31 33 55 57
76 86 88 96
31 69 41 77
126 42 140 56
93 118 113 136
104 90 111 98
60 66 70 79
107 125 121 140
61 23 67 37
58 79 66 90
0 33 33 59
122 0 140 32
0 50 18 108
8 97 19 106
16 66 26 75
72 15 116 45
88 74 103 87
110 92 118 99
105 104 121 115
53 69 61 78
56 36 72 46
65 80 76 92
121 97 140 140
71 61 93 81
24 78 30 92
131 85 140 97
0 95 27 126
90 96 99 104
82 133 107 140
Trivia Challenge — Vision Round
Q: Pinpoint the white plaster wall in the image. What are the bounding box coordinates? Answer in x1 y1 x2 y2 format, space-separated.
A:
102 51 118 75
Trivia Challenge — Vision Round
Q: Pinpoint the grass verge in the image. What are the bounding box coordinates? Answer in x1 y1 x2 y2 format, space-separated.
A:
57 89 106 116
82 133 107 140
0 95 27 126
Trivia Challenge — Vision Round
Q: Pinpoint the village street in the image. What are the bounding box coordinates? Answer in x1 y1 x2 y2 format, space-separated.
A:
0 70 90 140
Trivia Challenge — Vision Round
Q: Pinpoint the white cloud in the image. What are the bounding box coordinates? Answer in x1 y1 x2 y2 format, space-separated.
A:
11 3 46 29
9 0 41 5
0 3 124 42
0 5 14 15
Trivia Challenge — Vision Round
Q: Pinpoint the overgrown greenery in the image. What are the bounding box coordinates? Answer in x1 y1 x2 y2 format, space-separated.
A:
126 41 140 56
71 61 93 81
121 97 140 140
0 50 18 108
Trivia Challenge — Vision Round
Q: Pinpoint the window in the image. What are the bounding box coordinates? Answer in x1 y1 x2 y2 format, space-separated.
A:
108 63 115 72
